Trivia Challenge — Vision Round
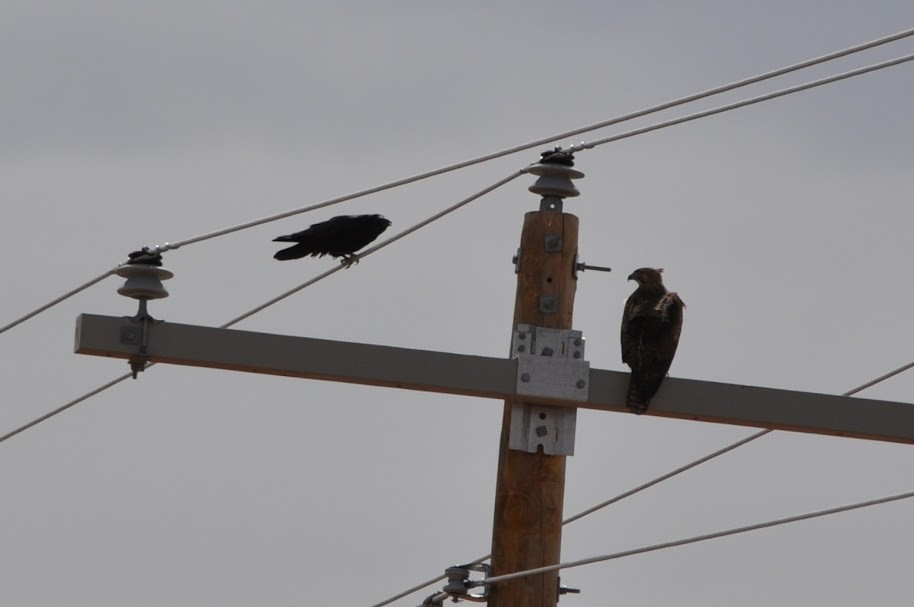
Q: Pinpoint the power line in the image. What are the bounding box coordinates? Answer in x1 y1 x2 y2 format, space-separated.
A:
561 429 772 526
10 47 910 439
0 171 524 446
0 372 133 445
845 361 914 396
3 39 914 578
4 28 913 338
149 26 914 254
478 489 914 587
368 359 914 607
571 52 914 153
148 28 914 255
0 268 119 337
220 170 524 327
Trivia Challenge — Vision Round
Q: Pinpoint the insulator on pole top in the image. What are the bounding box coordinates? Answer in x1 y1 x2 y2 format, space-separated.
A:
527 147 585 211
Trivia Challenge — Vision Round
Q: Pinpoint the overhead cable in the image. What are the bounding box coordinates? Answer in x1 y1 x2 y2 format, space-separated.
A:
570 52 914 153
368 359 914 607
149 27 914 255
221 170 524 327
0 171 524 446
562 359 914 525
478 490 914 586
0 268 119 337
0 372 134 445
2 28 913 338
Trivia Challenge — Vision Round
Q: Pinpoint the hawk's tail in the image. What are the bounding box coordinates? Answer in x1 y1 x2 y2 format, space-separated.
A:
626 379 650 415
626 371 666 415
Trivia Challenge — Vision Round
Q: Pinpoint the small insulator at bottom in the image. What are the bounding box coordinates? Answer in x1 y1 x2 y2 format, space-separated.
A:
439 563 491 603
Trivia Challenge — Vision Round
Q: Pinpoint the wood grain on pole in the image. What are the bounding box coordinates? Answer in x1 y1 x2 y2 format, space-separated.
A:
489 210 579 607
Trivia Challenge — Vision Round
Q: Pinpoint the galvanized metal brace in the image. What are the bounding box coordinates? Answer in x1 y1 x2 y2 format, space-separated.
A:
510 324 589 456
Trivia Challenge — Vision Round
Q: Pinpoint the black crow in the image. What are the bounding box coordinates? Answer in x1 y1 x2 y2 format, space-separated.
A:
273 214 391 267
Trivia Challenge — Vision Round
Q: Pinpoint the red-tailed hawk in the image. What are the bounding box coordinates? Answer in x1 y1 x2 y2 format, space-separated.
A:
273 214 391 266
620 268 685 414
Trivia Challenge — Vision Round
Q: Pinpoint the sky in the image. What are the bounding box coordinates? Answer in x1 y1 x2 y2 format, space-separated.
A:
2 2 913 605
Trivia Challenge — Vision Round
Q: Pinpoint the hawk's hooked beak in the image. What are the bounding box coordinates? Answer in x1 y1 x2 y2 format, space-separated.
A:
627 272 637 281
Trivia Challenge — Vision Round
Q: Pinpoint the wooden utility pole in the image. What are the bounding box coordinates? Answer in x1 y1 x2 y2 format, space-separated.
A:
489 208 579 607
487 151 584 607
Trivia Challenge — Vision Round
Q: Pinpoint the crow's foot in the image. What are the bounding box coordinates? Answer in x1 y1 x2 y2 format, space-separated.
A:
340 254 360 268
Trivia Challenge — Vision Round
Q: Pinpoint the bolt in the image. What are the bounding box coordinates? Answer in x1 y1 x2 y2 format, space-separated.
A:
518 344 526 353
573 351 581 359
559 585 581 596
539 296 558 313
536 425 549 438
576 379 586 389
574 338 582 346
544 234 563 252
521 373 531 382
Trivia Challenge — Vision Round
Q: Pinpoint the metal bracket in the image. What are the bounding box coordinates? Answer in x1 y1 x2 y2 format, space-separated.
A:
510 403 577 456
511 324 589 455
539 196 563 212
120 316 158 379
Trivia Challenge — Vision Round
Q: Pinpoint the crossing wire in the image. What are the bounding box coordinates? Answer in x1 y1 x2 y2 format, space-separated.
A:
140 26 914 255
0 372 133 445
1 45 912 597
368 359 914 607
0 269 119 336
569 52 914 154
2 26 913 338
0 170 525 446
476 490 914 588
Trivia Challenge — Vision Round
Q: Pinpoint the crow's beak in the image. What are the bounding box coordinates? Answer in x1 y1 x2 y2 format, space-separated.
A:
627 272 636 281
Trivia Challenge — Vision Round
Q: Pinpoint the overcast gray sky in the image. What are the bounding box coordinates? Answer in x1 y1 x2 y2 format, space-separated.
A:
2 2 913 605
